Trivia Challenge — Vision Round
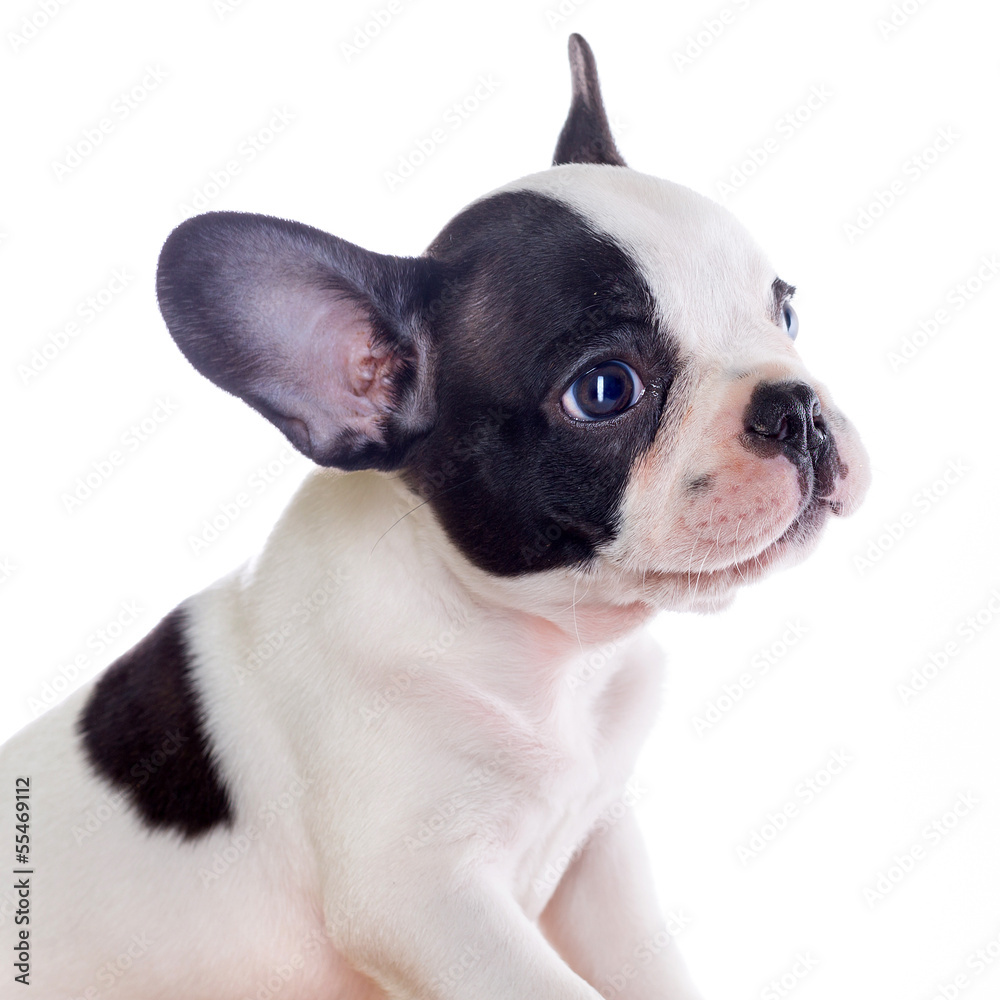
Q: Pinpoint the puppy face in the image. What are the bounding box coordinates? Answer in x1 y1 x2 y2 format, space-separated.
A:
534 166 869 612
398 167 868 615
156 36 868 622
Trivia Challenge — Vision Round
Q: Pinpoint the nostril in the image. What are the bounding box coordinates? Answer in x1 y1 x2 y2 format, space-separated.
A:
809 402 828 448
743 381 822 460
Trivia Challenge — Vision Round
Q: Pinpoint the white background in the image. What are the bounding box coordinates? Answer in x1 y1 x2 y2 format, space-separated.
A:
2 0 999 997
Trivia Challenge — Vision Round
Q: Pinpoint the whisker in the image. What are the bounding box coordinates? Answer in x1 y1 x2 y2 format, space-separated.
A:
692 546 712 599
683 531 700 588
369 475 476 556
733 517 747 582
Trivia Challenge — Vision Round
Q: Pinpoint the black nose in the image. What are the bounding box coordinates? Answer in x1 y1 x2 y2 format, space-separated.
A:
743 381 827 461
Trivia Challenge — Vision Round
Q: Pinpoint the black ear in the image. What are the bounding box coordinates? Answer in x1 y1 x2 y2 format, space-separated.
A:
156 212 437 470
552 34 626 168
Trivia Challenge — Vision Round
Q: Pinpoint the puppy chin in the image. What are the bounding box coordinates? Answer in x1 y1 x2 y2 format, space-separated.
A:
679 587 740 615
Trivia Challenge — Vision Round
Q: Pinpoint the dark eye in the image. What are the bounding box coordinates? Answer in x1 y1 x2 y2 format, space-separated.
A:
782 302 799 340
561 360 644 422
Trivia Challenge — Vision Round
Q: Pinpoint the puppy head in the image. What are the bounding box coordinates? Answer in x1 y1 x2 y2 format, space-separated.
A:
157 35 868 625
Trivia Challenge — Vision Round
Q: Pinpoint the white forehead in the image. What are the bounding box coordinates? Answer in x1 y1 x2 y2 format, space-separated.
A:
493 164 780 358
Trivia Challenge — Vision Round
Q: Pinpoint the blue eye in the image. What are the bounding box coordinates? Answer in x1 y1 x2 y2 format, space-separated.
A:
562 360 644 421
783 302 799 340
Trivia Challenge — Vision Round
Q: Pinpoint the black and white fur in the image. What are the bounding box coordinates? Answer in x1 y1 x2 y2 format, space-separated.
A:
1 35 869 999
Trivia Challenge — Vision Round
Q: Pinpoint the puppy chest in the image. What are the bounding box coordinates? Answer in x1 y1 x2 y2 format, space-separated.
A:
501 764 620 919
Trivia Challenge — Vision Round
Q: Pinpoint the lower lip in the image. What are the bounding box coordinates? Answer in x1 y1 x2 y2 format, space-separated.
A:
642 495 833 597
719 495 832 581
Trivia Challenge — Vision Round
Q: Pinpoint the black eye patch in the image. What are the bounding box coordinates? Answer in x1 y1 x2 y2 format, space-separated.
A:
401 190 677 576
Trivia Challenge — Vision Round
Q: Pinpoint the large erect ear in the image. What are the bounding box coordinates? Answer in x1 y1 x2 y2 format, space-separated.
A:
552 34 626 168
156 212 437 470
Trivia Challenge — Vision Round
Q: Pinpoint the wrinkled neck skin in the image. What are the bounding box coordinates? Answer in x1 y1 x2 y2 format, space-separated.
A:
235 467 670 717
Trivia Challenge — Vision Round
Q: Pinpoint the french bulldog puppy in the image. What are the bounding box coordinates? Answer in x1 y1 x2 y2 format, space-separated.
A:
1 33 868 1000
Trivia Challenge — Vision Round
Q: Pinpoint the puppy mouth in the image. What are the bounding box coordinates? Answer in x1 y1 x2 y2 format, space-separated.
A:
707 431 850 585
628 432 860 612
642 484 837 605
707 491 835 584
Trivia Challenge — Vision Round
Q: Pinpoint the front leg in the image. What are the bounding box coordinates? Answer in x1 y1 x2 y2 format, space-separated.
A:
326 866 607 1000
539 808 704 1000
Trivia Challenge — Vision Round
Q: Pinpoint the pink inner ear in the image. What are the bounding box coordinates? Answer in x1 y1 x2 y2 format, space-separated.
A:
347 330 396 405
250 282 403 453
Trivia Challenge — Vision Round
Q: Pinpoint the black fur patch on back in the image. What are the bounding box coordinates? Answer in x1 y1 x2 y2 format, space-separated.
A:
406 189 677 576
77 606 233 838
